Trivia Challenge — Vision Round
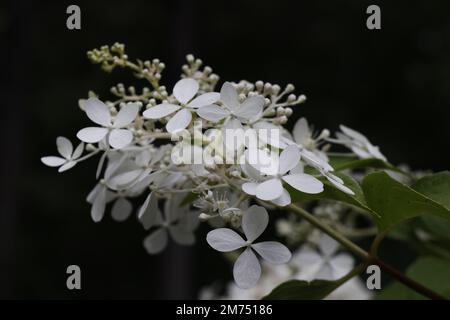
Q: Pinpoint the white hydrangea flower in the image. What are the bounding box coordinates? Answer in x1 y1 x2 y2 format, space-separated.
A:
41 137 84 172
197 82 265 127
87 153 129 222
292 234 354 281
252 121 288 150
77 98 139 149
139 193 199 254
206 205 292 289
143 78 220 133
333 125 387 161
288 117 329 161
242 145 324 206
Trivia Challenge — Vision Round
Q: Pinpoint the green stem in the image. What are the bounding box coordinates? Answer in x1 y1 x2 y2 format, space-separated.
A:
287 204 368 259
285 204 445 300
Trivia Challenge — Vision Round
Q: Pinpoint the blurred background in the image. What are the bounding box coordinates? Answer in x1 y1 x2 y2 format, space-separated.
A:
1 0 449 299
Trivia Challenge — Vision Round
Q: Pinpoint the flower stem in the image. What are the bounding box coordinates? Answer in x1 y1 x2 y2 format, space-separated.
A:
285 203 446 300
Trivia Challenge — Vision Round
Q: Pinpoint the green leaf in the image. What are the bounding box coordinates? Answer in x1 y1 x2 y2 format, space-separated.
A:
412 171 450 209
412 172 450 243
328 154 359 168
288 172 379 217
329 154 405 174
420 215 450 243
362 171 450 231
377 257 450 299
262 279 342 300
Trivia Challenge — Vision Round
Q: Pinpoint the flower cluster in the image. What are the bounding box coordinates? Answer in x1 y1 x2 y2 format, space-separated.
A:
42 44 387 289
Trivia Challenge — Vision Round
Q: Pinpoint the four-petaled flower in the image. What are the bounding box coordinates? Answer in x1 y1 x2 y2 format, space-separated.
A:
207 205 291 289
143 78 220 133
333 125 387 161
41 136 84 172
242 145 324 206
139 193 199 254
293 234 354 281
77 98 139 149
197 82 265 129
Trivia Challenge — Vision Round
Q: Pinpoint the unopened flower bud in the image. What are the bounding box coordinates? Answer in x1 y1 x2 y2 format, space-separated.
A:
287 94 296 102
276 107 285 116
255 81 264 91
199 213 211 221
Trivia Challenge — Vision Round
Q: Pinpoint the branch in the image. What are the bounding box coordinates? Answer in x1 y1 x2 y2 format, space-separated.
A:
285 204 445 300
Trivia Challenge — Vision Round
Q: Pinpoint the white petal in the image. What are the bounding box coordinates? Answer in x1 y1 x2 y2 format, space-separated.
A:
255 124 287 149
58 160 76 172
222 118 245 152
315 264 335 280
72 142 84 160
140 197 164 228
143 228 168 254
109 129 133 149
135 150 152 167
206 228 246 252
143 103 180 119
279 145 301 175
247 148 279 176
108 169 142 189
41 156 66 167
242 182 258 195
173 78 199 104
76 127 108 143
326 174 355 195
251 241 292 264
188 92 220 108
330 254 354 278
158 172 184 188
351 146 372 159
282 173 324 194
367 143 387 161
242 205 268 243
233 248 261 289
319 234 339 256
271 188 291 206
96 152 107 179
166 109 192 133
293 117 310 145
84 97 111 126
169 225 195 245
113 102 139 128
111 197 133 221
220 82 240 111
91 185 106 222
86 183 101 204
241 163 263 181
255 178 284 201
104 153 128 180
339 125 369 144
56 137 73 159
293 247 323 268
292 247 324 281
290 163 304 174
197 104 230 122
301 149 334 172
234 96 264 121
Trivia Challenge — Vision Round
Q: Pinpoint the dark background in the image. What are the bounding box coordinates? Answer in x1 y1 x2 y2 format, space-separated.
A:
0 0 449 299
